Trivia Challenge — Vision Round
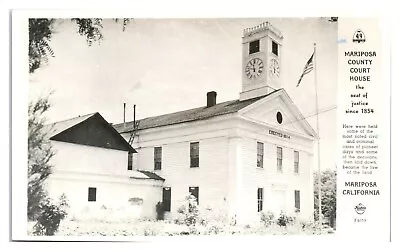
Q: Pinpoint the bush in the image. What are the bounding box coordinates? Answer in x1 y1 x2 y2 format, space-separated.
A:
276 211 295 227
300 220 319 232
33 194 69 236
260 211 275 227
155 202 164 220
176 195 199 227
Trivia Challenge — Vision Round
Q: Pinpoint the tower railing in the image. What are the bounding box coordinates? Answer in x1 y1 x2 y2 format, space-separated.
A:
243 21 283 39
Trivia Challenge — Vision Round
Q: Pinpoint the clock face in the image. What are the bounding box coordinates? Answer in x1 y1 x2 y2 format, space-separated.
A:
245 58 264 80
269 59 280 78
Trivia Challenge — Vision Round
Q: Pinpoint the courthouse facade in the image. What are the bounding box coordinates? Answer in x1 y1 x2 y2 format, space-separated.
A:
114 21 317 224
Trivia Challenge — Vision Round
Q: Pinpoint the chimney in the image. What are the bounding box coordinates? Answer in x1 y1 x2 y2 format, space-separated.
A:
207 91 217 107
123 103 126 128
133 104 136 130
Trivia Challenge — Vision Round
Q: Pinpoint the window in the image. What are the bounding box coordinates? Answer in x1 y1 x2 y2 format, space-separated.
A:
276 111 283 124
249 40 260 54
154 147 162 170
189 186 199 205
127 152 133 170
272 40 278 56
257 142 264 168
190 142 199 168
88 187 97 202
277 146 283 172
257 188 264 212
294 151 299 174
294 190 300 212
162 187 171 212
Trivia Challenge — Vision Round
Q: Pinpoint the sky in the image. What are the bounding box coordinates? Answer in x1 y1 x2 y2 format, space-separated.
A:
29 18 338 170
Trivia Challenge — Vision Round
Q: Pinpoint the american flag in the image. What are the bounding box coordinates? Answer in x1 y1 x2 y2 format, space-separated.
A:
296 52 314 87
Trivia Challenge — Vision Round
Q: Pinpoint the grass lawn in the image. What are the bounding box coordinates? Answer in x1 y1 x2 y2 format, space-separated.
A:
27 218 335 236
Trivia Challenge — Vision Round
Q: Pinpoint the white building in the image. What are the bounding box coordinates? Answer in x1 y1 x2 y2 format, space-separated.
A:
44 112 164 221
113 21 318 224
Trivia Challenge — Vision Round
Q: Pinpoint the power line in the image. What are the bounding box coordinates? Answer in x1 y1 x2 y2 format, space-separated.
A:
280 104 337 127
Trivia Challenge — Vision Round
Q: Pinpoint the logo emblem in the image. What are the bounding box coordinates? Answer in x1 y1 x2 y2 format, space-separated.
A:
354 203 366 215
353 29 366 43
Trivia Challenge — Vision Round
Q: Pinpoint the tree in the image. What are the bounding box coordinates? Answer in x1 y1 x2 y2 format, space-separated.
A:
314 169 336 227
27 18 132 218
29 18 132 73
27 95 54 220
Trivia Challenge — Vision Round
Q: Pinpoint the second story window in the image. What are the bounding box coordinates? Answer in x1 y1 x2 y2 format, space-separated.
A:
294 151 299 174
249 40 260 54
154 147 162 170
277 146 283 172
190 142 199 168
257 142 264 168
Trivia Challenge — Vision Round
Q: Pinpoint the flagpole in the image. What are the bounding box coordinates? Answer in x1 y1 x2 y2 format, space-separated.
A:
314 43 322 226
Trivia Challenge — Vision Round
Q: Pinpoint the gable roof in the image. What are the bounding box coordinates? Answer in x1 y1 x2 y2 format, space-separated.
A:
44 112 136 153
113 90 280 133
45 113 97 138
238 89 318 138
113 89 317 139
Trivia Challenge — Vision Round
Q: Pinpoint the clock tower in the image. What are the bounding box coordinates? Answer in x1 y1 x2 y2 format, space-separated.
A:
239 21 283 101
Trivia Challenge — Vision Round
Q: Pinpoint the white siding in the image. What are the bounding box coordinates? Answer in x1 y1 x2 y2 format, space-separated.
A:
136 136 230 219
51 141 129 176
47 141 163 220
238 134 314 223
46 174 162 220
120 112 315 224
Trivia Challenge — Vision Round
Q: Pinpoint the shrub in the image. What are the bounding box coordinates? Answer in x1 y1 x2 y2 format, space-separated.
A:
276 211 295 227
176 194 199 227
142 223 160 236
33 194 69 236
155 202 164 220
260 211 275 227
206 222 224 235
300 220 319 232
